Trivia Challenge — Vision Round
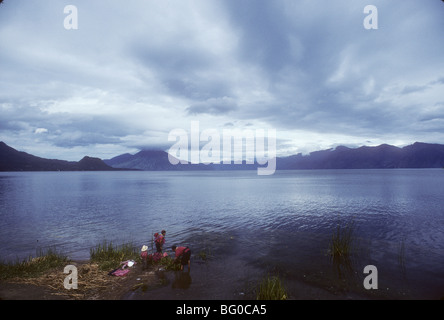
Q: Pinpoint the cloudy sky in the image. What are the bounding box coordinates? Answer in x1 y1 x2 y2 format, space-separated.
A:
1 0 444 161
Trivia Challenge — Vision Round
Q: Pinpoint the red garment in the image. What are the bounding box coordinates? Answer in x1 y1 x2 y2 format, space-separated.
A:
175 246 189 258
151 252 163 262
155 234 165 245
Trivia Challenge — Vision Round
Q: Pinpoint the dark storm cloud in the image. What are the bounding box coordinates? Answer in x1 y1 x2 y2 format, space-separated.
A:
219 0 444 140
186 97 238 115
223 0 295 73
131 37 233 101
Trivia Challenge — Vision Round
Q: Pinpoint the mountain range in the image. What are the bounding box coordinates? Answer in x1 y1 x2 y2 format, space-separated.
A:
104 142 444 171
1 141 444 172
276 142 444 169
0 141 119 171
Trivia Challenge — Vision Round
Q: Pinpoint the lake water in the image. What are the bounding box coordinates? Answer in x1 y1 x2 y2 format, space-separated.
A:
0 170 443 299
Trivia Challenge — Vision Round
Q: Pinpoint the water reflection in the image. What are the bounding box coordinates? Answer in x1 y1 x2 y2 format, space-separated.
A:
152 269 193 290
331 254 354 280
155 269 170 287
172 271 192 290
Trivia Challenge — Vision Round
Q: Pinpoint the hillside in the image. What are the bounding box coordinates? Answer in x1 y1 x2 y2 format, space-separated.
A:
0 142 122 171
2 141 444 172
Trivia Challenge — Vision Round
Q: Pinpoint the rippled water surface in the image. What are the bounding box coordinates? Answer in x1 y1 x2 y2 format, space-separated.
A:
1 170 443 299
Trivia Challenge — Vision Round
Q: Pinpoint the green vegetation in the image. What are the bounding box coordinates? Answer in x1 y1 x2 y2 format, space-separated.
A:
87 241 183 271
197 247 212 261
256 275 288 300
0 247 69 280
330 220 355 259
328 219 358 280
90 241 140 271
0 240 183 285
156 256 182 271
398 238 406 273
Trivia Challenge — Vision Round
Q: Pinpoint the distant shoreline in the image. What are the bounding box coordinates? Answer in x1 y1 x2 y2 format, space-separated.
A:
3 141 444 172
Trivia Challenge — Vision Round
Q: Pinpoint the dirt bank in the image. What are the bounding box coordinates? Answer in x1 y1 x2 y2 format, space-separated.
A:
0 261 159 300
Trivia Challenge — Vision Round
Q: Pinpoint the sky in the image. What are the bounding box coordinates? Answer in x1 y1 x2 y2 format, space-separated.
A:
1 0 444 161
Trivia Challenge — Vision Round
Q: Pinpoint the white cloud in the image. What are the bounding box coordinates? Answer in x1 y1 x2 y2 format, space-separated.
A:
34 128 48 134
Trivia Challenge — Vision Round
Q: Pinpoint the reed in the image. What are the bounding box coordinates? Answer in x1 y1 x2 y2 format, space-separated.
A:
90 241 139 271
256 275 288 300
0 247 68 280
330 220 355 259
398 238 406 273
157 256 182 271
197 247 212 261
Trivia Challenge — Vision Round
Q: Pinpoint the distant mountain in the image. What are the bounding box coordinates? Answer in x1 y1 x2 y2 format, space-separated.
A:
105 142 444 171
2 141 444 172
76 156 118 171
105 150 179 170
0 141 123 171
104 150 220 171
104 148 273 171
276 142 444 169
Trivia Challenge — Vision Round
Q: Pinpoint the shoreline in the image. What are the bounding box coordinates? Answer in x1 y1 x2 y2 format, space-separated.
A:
0 260 160 300
0 256 355 300
2 259 443 300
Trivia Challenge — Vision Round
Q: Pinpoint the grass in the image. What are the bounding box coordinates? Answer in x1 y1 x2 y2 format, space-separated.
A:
330 220 355 260
90 241 140 271
89 241 183 271
329 220 360 280
0 247 69 280
1 240 195 282
256 275 288 300
156 256 182 271
197 247 212 261
398 238 406 274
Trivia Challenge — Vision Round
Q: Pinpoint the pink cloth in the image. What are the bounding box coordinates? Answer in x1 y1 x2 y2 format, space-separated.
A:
111 268 130 277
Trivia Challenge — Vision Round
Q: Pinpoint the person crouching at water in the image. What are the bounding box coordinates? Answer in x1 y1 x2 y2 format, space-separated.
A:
172 245 191 272
154 230 166 252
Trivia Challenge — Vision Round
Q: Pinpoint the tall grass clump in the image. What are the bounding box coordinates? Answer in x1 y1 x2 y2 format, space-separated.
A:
330 220 355 259
0 247 69 280
398 238 406 274
197 247 212 261
90 241 139 271
157 256 182 271
256 275 288 300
